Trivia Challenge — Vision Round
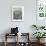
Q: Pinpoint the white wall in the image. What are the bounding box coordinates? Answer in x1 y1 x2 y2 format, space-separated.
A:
0 0 36 42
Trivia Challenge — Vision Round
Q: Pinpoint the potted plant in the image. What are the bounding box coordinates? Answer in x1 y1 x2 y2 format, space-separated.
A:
32 25 46 43
33 32 46 43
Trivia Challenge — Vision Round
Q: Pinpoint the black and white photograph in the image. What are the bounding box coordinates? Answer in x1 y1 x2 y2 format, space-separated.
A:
12 6 24 21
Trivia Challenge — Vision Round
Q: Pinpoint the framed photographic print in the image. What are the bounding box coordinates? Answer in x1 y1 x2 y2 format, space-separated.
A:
36 0 46 26
37 0 46 20
12 6 24 21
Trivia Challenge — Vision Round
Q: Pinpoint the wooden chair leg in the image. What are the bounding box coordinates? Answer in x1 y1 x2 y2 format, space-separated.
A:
4 33 7 46
15 33 18 46
17 34 18 46
4 41 7 46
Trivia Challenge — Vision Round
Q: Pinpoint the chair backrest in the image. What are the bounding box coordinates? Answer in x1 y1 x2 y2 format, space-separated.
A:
18 33 29 42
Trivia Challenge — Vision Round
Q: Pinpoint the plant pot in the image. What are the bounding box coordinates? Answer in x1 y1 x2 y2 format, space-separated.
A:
40 38 45 43
37 39 40 43
37 39 45 44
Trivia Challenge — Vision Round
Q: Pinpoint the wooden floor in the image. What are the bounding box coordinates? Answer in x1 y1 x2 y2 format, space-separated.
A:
0 42 46 46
